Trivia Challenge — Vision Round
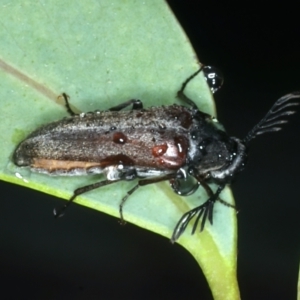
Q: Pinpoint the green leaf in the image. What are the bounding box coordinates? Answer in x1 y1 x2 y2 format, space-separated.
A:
0 1 239 299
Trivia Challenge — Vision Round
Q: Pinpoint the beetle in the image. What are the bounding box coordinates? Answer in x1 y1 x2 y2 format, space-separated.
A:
13 66 299 242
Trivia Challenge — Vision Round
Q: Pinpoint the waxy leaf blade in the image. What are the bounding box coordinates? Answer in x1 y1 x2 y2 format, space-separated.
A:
0 1 239 299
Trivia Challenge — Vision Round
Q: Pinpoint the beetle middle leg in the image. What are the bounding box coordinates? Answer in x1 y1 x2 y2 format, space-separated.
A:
109 99 143 111
54 166 138 217
119 173 177 224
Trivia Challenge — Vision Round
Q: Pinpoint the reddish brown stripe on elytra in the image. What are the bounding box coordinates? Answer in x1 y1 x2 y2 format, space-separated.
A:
32 158 102 171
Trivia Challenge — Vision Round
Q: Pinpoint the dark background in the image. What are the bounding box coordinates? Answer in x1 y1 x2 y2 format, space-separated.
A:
1 2 300 299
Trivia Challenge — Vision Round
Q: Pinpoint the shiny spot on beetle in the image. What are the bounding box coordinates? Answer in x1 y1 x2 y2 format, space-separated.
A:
152 144 168 157
157 158 165 165
113 132 127 144
174 136 188 158
117 164 124 170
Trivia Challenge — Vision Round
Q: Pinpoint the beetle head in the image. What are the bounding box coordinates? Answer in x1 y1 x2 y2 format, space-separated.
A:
209 92 300 183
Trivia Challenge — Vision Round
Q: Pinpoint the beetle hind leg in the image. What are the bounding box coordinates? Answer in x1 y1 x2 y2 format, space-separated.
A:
53 179 119 218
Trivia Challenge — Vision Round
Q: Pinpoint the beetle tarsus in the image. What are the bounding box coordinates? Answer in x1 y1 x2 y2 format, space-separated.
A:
61 93 76 116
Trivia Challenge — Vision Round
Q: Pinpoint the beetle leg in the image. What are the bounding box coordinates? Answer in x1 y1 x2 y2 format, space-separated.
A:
119 173 177 224
60 93 77 116
171 184 225 243
60 94 143 115
109 99 143 111
53 179 120 218
177 66 204 109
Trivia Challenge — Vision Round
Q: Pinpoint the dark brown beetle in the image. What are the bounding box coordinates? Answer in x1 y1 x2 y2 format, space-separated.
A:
13 66 300 242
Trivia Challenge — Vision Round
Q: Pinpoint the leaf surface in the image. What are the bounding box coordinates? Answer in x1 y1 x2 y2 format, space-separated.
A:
0 1 239 299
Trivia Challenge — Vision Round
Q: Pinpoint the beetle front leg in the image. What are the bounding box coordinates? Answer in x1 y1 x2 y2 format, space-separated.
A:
177 66 204 109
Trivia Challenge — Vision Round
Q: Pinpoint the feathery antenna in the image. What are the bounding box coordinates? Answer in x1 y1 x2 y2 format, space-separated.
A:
243 92 300 145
